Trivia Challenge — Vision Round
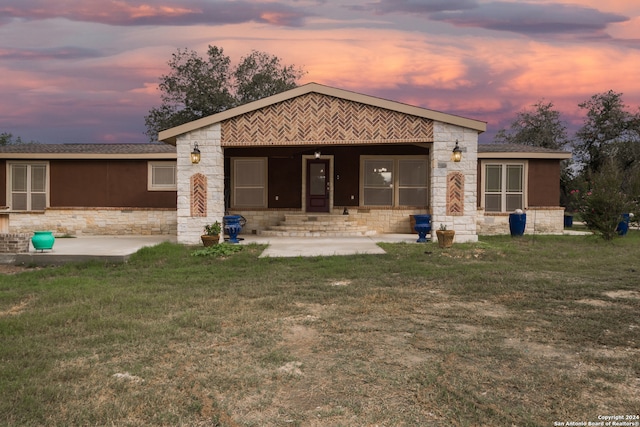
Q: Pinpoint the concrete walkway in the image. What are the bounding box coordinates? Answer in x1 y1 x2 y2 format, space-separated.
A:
240 234 417 258
1 235 177 266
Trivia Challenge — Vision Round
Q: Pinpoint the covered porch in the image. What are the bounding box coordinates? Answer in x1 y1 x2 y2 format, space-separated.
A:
159 83 486 245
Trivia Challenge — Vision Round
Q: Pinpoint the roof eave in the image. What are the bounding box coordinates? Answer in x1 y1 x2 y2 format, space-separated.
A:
477 152 572 160
0 153 177 160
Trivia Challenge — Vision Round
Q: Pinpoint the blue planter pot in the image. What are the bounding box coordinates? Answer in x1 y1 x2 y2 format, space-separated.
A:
31 231 55 251
223 215 243 244
413 214 432 243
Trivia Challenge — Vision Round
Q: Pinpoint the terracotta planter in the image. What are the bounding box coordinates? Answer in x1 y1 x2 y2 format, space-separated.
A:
436 230 455 248
201 234 220 247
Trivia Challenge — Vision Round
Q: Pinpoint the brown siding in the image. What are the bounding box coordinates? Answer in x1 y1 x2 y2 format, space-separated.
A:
50 160 176 208
528 159 562 207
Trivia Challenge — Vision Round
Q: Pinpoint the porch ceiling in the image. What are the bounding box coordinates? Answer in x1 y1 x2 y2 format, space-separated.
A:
220 92 434 147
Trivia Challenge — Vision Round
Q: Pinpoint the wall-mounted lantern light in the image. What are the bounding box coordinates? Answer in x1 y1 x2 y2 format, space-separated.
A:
451 140 462 162
191 142 201 164
314 150 321 159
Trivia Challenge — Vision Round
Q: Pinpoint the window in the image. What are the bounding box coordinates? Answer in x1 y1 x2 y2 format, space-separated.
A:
362 156 429 207
232 158 267 208
483 162 525 212
8 162 48 211
148 162 177 191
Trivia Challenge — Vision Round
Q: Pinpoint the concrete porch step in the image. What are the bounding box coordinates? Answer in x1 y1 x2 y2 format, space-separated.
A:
260 213 377 238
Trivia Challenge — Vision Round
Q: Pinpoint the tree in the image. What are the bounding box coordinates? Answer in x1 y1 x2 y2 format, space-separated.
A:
574 90 640 173
1 132 37 145
145 46 305 141
494 100 570 150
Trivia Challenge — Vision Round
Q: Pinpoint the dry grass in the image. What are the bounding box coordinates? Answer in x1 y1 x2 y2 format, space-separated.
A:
1 234 639 426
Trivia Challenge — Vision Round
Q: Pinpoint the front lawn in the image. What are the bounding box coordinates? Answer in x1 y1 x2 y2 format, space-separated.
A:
1 233 638 426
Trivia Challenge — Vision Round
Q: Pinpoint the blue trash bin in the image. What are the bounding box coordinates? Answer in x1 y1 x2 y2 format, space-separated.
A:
564 215 573 228
509 211 526 237
616 213 630 236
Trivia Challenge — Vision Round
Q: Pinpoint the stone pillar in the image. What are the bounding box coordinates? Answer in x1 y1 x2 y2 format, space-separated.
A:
431 122 479 243
175 123 225 245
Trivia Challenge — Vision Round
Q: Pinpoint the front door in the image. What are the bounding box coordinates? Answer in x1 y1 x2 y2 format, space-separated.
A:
306 159 330 212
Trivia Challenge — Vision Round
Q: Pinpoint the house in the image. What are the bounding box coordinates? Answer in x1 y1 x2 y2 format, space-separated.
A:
1 83 571 245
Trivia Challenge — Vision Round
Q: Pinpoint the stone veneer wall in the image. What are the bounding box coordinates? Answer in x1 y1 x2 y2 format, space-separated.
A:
0 233 30 253
176 123 225 245
430 122 479 243
8 208 177 236
477 207 565 235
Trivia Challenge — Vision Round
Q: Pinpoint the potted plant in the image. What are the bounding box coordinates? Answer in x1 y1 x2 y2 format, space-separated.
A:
435 224 455 248
201 221 221 247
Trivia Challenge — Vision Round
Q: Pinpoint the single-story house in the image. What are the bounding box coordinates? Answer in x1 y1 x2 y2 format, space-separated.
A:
1 83 571 245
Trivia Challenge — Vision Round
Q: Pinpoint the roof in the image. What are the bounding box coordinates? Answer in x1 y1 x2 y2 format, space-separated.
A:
478 143 572 160
0 143 176 159
158 82 487 144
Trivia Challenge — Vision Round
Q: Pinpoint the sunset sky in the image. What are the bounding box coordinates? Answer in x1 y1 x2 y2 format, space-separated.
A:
1 0 639 145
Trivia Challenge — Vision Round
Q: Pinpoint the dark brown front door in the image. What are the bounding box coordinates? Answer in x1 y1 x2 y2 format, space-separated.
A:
306 159 330 212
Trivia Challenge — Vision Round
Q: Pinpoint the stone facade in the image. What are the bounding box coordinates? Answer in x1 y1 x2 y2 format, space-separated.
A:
477 207 565 235
8 208 176 236
176 123 225 245
430 123 479 243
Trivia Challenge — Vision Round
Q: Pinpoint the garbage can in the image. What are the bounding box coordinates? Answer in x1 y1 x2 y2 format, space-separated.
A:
616 213 630 236
509 210 526 237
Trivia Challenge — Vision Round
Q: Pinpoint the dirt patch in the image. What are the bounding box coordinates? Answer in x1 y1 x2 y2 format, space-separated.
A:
0 295 35 317
0 264 32 275
577 299 613 307
604 290 640 300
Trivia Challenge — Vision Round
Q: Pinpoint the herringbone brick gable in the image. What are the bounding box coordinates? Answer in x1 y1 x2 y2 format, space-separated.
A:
221 93 433 146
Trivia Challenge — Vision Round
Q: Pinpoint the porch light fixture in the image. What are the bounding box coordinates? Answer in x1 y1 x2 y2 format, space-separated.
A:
314 150 321 159
191 142 201 164
452 140 462 162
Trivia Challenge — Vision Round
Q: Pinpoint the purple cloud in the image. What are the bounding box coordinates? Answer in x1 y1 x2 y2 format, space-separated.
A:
0 0 310 27
360 0 478 14
430 2 628 36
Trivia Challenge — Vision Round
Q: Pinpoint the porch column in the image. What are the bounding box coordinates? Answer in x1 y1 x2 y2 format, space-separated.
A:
175 123 225 245
431 122 479 243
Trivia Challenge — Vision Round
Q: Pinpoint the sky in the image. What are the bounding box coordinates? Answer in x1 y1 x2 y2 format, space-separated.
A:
1 0 639 145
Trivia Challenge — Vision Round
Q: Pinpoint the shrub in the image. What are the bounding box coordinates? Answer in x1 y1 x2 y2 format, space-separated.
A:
578 162 635 240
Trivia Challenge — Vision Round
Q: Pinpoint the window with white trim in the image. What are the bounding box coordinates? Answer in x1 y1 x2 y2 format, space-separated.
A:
361 156 429 207
148 161 177 191
8 162 48 211
232 158 267 208
483 162 525 212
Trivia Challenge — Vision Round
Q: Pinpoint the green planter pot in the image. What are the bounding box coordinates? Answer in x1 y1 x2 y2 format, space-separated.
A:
31 231 55 251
